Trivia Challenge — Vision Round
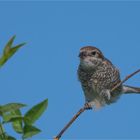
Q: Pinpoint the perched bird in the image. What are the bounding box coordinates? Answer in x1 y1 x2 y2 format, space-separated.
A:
78 46 140 109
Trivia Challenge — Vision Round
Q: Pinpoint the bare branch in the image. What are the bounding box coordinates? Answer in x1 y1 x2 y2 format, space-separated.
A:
54 107 86 140
54 69 140 140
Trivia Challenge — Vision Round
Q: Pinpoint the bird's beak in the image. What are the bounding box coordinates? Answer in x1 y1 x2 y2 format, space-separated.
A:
78 52 86 59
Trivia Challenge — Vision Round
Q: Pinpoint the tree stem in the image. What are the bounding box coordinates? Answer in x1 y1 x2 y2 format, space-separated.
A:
0 118 6 140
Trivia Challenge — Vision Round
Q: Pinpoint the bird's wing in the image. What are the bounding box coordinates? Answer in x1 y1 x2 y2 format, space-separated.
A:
110 67 121 90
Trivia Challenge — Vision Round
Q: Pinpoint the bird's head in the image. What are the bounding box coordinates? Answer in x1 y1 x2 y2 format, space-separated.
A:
79 46 104 70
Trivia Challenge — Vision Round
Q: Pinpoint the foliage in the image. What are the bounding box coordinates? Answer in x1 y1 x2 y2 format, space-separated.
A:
0 99 48 140
0 36 48 140
0 35 25 68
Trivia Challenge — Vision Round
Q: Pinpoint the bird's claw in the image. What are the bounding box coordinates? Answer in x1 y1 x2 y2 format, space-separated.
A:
84 103 92 110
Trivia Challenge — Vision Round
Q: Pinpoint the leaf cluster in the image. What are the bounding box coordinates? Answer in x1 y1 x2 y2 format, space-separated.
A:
0 36 48 140
0 99 48 140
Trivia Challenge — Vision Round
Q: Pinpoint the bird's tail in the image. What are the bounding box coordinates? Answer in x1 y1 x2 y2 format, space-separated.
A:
122 85 140 94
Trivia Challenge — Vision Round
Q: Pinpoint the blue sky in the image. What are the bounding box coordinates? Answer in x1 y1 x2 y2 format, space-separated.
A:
0 1 140 139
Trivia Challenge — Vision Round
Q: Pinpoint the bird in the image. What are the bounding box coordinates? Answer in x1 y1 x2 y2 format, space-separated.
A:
78 46 140 110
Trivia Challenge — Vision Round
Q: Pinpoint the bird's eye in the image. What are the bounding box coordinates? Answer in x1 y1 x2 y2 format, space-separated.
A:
91 51 96 55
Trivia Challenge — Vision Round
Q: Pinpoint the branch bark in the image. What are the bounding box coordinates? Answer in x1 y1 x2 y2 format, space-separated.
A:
54 69 140 140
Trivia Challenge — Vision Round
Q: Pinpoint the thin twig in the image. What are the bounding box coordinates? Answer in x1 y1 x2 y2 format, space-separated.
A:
54 107 86 140
54 69 140 140
111 69 140 92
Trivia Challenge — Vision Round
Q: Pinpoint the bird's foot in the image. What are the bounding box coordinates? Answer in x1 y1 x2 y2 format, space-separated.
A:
84 103 92 110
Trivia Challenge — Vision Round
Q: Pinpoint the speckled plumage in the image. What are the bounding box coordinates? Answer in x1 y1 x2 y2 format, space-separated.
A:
78 46 140 109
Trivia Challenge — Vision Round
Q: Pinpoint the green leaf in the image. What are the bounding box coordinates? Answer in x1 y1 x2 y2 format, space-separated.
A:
11 110 23 134
24 99 48 125
23 125 41 139
0 43 25 67
0 103 26 114
2 110 23 134
0 106 2 116
0 35 26 67
0 56 8 67
2 113 17 122
0 135 4 140
6 43 26 60
6 135 16 140
3 35 16 55
0 124 5 140
3 116 23 124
